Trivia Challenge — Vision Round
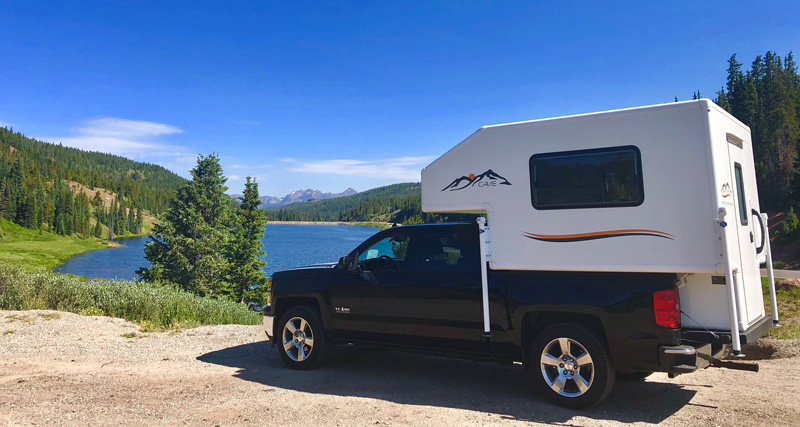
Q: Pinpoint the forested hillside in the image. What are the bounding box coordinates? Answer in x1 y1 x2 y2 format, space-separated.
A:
265 182 474 224
713 51 800 211
0 127 185 239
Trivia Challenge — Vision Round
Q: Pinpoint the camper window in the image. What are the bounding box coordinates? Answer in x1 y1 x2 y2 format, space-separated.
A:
734 163 748 225
529 145 644 210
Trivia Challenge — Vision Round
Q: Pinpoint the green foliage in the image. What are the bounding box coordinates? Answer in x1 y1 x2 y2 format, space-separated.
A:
0 265 260 328
0 127 184 238
139 155 268 302
265 182 477 224
716 51 800 211
761 277 800 340
227 176 268 303
0 217 111 269
139 153 233 298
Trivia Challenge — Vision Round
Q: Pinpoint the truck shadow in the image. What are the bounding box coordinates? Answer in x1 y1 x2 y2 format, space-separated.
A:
197 341 698 424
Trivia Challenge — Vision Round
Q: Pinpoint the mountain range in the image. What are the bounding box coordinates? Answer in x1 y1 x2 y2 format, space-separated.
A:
230 188 358 207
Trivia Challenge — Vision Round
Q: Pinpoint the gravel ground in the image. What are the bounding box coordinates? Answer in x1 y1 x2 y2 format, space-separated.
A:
1 310 799 426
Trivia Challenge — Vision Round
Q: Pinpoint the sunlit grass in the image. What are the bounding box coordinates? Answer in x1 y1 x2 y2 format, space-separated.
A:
762 277 800 340
0 264 261 329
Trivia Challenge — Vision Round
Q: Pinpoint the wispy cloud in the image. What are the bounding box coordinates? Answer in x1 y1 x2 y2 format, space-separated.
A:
0 120 9 128
42 117 190 160
282 156 435 181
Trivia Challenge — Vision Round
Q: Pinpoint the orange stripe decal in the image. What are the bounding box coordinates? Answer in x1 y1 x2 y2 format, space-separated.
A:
522 229 674 242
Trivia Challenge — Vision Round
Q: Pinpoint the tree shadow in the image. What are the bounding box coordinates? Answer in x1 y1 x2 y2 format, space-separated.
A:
197 341 698 424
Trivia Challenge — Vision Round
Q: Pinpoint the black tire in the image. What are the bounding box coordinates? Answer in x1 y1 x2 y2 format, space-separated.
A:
277 305 330 370
525 323 615 409
616 371 653 381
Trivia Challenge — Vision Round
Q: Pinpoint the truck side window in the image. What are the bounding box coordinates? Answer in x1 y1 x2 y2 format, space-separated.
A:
404 230 477 271
357 233 409 271
530 145 644 210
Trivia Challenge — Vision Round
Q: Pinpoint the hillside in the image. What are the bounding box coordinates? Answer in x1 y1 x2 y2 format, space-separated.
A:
0 126 185 240
264 182 475 224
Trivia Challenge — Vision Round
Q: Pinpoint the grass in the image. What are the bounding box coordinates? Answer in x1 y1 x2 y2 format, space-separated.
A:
0 218 117 270
762 277 800 340
0 264 261 329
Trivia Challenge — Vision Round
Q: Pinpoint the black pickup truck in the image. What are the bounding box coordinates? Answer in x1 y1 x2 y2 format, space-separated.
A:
261 222 765 409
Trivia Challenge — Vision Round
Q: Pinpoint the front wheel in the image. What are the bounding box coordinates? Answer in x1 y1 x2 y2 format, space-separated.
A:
526 323 615 409
277 306 329 370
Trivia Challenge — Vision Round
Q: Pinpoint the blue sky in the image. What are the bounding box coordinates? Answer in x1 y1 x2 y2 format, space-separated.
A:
1 1 798 197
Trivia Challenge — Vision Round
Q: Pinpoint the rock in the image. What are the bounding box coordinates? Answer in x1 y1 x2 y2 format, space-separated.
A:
775 278 800 291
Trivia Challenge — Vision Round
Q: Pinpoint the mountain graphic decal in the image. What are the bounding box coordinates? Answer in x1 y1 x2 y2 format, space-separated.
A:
441 169 512 191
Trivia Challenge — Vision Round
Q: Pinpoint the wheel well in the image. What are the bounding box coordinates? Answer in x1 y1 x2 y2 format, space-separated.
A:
274 297 321 326
521 311 608 356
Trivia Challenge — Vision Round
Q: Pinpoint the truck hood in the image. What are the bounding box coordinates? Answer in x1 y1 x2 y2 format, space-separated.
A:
285 262 338 271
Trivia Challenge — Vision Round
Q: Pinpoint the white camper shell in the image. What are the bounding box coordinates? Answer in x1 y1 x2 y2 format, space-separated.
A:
422 100 777 351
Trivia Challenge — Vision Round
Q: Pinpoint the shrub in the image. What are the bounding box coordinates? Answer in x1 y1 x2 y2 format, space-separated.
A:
0 265 260 329
778 208 800 244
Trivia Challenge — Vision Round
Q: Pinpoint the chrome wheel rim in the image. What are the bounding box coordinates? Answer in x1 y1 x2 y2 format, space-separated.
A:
282 316 314 362
540 337 594 397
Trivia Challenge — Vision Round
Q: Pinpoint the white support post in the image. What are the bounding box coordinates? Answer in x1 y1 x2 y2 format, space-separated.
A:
762 213 780 327
477 217 491 338
718 207 744 357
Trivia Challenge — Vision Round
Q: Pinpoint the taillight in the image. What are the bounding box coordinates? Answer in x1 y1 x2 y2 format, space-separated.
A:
654 288 681 328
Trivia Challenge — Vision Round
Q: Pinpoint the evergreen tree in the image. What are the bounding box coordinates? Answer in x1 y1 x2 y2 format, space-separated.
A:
226 176 268 303
138 153 232 298
127 205 136 233
135 206 143 234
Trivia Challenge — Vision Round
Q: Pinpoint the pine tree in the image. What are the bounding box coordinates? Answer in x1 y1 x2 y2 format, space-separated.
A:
127 205 136 233
226 176 268 303
135 206 143 234
138 153 233 298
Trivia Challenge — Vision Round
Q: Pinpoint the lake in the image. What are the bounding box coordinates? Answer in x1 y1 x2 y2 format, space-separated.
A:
54 224 381 280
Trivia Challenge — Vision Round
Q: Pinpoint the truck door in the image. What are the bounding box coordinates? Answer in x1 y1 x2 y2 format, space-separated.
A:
400 225 486 354
328 230 408 344
725 135 766 328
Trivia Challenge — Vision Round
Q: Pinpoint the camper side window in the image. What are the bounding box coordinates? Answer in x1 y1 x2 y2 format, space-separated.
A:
529 146 644 210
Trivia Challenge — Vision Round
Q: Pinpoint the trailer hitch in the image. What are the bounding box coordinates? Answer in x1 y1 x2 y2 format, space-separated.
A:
710 359 759 372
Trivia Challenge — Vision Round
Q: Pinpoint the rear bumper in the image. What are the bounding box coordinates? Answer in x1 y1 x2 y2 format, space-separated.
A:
658 315 774 374
657 342 715 374
262 305 275 346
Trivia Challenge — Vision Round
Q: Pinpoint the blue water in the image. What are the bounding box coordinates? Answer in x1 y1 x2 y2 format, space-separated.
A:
54 224 380 280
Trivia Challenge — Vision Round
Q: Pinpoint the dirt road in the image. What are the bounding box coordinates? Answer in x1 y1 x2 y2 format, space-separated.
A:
1 310 798 426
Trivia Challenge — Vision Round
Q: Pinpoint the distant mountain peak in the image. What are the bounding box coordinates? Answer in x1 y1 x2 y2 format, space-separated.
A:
229 188 358 207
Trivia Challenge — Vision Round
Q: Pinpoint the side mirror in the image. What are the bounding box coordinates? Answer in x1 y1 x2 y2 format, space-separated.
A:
338 255 352 271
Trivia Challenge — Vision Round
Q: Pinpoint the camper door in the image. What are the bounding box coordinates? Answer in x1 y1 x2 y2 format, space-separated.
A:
724 133 766 328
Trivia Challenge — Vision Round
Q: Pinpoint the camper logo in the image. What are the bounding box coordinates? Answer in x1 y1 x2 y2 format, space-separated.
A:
721 183 732 198
441 169 512 191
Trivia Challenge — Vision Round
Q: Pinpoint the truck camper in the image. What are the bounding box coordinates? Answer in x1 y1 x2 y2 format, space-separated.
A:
422 99 778 356
262 99 780 409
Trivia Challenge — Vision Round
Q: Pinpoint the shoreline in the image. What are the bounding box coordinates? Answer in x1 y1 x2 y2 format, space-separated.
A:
267 221 392 230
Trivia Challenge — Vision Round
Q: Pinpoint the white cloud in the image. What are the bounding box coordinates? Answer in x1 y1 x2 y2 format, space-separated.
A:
283 156 435 181
0 120 9 128
41 117 190 160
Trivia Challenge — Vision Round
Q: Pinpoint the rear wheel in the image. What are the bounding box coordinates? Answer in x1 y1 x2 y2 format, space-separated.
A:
277 306 329 370
526 323 615 409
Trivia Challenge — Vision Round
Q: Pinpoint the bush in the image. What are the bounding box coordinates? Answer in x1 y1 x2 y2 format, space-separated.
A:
0 265 261 329
778 208 800 244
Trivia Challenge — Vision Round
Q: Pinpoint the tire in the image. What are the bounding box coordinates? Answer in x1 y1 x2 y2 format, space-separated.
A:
616 371 653 381
277 305 330 370
525 323 615 409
